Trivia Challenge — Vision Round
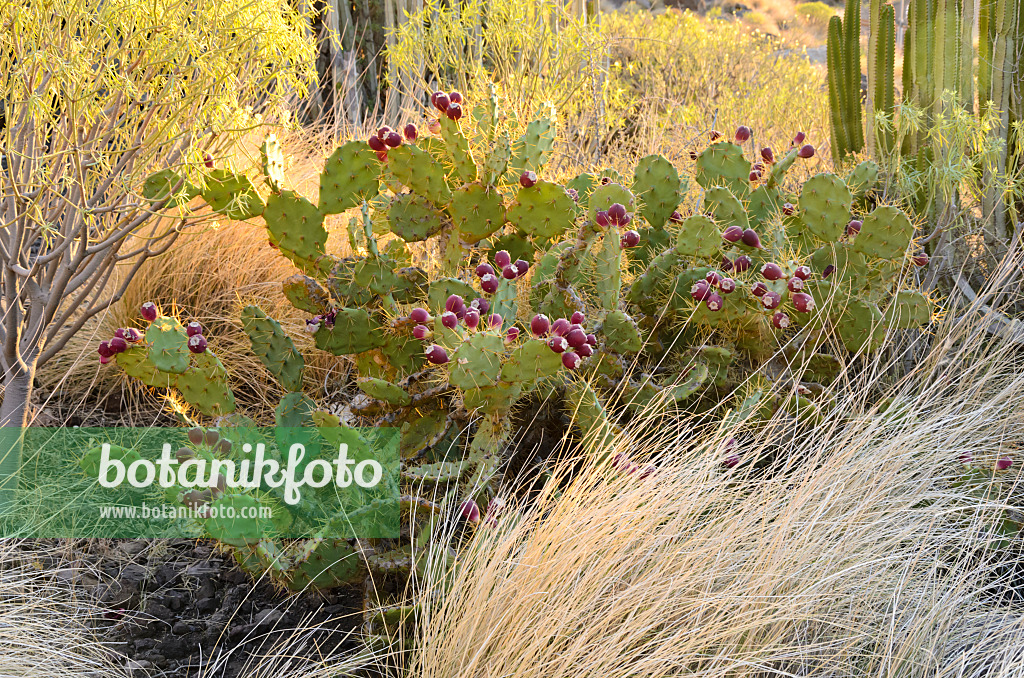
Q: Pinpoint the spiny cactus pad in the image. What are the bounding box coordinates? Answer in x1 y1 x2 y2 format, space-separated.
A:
695 142 751 198
264 190 328 268
387 144 452 207
704 186 750 231
388 193 446 242
852 205 914 259
261 134 286 193
800 173 853 242
319 141 381 214
146 317 190 374
507 180 575 239
241 305 305 392
633 154 682 228
202 170 265 220
675 215 720 257
451 184 506 243
449 333 504 390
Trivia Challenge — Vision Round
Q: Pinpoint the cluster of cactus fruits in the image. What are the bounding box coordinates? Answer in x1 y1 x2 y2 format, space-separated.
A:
108 90 933 644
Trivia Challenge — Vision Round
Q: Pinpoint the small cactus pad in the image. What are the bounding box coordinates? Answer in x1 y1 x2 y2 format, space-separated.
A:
264 190 327 268
143 169 198 207
146 316 190 374
449 333 505 390
463 381 523 414
116 347 175 389
695 142 751 198
836 299 884 353
883 290 932 329
846 160 880 199
319 141 380 214
241 305 305 391
205 495 263 544
704 186 750 231
261 134 286 193
427 278 478 313
602 309 643 353
632 154 682 228
387 144 452 207
399 409 450 459
507 180 576 239
283 275 331 314
275 391 317 428
587 182 635 224
451 183 506 243
675 214 720 257
482 133 511 186
176 351 236 417
851 205 914 260
313 308 386 354
357 378 413 406
746 185 783 230
500 338 563 387
440 116 478 183
800 173 853 242
510 105 556 172
388 193 446 242
202 169 265 220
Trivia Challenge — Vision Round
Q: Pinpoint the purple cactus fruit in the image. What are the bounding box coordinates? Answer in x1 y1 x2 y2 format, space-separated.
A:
761 291 782 310
997 456 1013 471
376 126 392 140
186 321 203 337
515 259 530 276
619 214 632 228
449 90 463 104
721 256 734 272
797 144 815 159
99 355 111 365
724 453 740 468
520 170 538 188
428 118 441 134
793 265 812 280
787 277 804 292
432 91 449 112
481 274 500 294
375 150 389 163
735 125 752 142
749 170 761 183
691 279 712 301
913 252 930 266
586 333 597 346
705 270 723 286
305 317 322 333
426 345 449 365
124 327 142 343
782 203 796 216
501 265 517 280
567 188 579 201
793 131 806 145
761 147 775 163
753 162 764 173
621 230 641 248
709 129 723 141
476 262 495 278
98 341 114 359
548 336 568 353
578 343 594 357
760 262 783 280
960 451 973 465
141 301 158 321
846 219 862 236
570 311 585 325
722 225 744 243
459 499 480 523
566 327 587 349
719 277 736 293
441 311 458 329
410 307 431 323
741 228 763 249
413 324 430 340
506 326 520 342
494 250 512 268
385 131 402 148
187 334 207 354
551 318 570 336
595 210 610 228
109 337 128 354
475 299 491 315
114 328 129 340
445 102 463 121
404 123 418 141
465 309 481 328
489 313 503 328
705 293 723 311
368 135 386 151
531 314 551 336
772 311 790 329
670 210 683 223
792 292 815 313
822 264 836 279
751 281 769 297
607 203 627 225
562 352 581 370
203 153 214 169
733 255 753 272
445 294 465 314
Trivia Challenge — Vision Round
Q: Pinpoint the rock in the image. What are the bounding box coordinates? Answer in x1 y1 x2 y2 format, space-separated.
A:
143 601 175 621
253 608 282 627
195 596 217 615
157 636 189 659
125 659 152 675
171 621 190 635
99 580 140 609
118 541 149 558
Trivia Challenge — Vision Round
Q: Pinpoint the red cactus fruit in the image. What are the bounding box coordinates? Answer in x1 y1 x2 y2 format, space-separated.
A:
719 277 736 293
709 129 723 141
689 150 699 161
515 259 530 276
607 203 627 225
445 295 465 314
567 188 579 201
187 334 207 354
705 293 723 311
494 250 511 268
368 135 386 152
123 327 142 343
562 351 581 369
749 170 761 183
721 256 734 272
741 228 762 248
670 211 683 223
595 210 610 228
489 313 503 328
570 311 585 325
474 299 490 315
520 170 538 188
449 90 463 104
531 314 551 336
797 144 815 158
459 498 480 523
733 255 753 272
506 326 520 341
548 336 568 353
413 325 430 340
705 270 723 286
722 225 744 243
586 333 597 346
772 311 790 329
186 321 203 337
428 118 441 134
445 102 463 120
793 265 812 280
109 337 128 354
481 274 500 294
782 202 796 216
375 150 389 162
761 291 782 310
432 91 450 111
822 264 836 279
441 311 459 329
203 153 214 169
735 125 752 142
426 345 449 365
141 302 158 321
793 131 806 145
475 262 495 277
621 230 641 248
787 277 804 292
404 123 418 141
410 307 431 323
997 456 1013 471
750 281 769 297
792 292 815 313
99 355 111 364
98 341 114 359
691 279 712 301
760 262 783 280
376 126 392 140
500 265 516 280
577 342 594 358
566 327 587 349
846 219 862 236
761 147 775 163
385 131 402 148
913 252 930 266
551 318 570 336
465 310 481 328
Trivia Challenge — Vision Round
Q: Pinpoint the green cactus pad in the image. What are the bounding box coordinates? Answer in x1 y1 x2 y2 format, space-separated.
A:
695 141 751 198
319 140 381 214
387 144 452 207
566 172 597 207
500 339 563 387
283 274 331 314
592 227 623 311
851 205 914 260
146 316 190 374
704 186 750 231
746 185 783 229
482 133 511 186
486 234 535 272
440 116 478 183
800 173 853 242
463 381 523 414
627 247 685 314
837 299 884 353
313 309 386 355
399 409 450 459
883 290 932 329
507 180 576 239
426 278 478 314
802 353 843 383
387 193 446 242
510 106 556 172
403 460 464 484
357 378 412 406
115 346 175 389
176 351 236 417
143 169 198 207
602 309 643 353
241 305 305 392
278 539 365 589
450 333 505 390
261 134 286 193
264 190 328 268
205 495 263 545
675 214 720 257
378 332 427 377
633 154 682 228
565 380 621 447
847 160 880 199
202 169 265 220
451 183 506 244
587 182 635 224
275 391 317 428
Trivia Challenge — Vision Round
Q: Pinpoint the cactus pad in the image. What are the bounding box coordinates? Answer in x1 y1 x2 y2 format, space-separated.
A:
283 275 331 314
261 134 286 193
440 116 478 183
388 193 446 242
319 141 380 214
387 144 452 207
313 308 386 354
847 160 880 199
264 190 327 268
675 215 720 257
241 305 305 391
633 154 682 227
510 105 556 172
202 169 265 220
500 339 562 387
836 299 884 353
507 180 576 239
587 182 635 224
602 309 643 353
704 186 749 231
450 333 505 390
143 169 198 207
695 142 751 198
357 378 413 406
451 184 505 243
851 205 914 260
800 173 853 242
176 351 236 417
146 316 190 374
883 290 932 329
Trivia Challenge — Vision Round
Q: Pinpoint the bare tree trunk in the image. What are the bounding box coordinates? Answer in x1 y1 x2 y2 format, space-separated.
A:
0 355 37 504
